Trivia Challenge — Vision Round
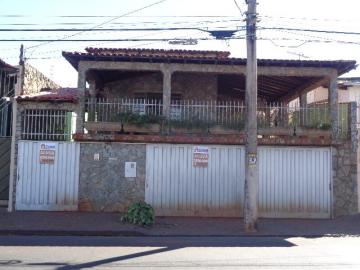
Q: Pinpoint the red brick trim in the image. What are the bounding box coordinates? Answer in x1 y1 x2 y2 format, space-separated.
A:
74 133 332 146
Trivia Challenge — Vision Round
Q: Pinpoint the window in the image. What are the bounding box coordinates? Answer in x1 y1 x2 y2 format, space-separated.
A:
21 109 75 141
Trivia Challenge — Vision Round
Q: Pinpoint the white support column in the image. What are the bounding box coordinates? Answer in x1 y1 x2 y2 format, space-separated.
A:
299 92 307 107
328 75 338 140
162 69 172 119
76 66 87 134
299 92 307 126
88 79 97 98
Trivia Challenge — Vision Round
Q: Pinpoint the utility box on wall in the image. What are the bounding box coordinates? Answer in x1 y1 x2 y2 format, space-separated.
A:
125 162 136 178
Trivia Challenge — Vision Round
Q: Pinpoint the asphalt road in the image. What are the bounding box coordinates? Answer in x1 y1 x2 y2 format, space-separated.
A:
0 235 359 269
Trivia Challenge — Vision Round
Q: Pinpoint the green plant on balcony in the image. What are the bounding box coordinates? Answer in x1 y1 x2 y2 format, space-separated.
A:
306 122 332 130
221 120 245 131
168 118 214 132
113 112 164 128
318 123 331 130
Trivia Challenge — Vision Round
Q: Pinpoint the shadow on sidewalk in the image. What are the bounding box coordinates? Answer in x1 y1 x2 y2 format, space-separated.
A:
10 236 295 270
0 235 295 247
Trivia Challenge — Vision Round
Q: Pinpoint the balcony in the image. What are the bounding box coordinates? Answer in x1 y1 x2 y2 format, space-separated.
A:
84 98 348 139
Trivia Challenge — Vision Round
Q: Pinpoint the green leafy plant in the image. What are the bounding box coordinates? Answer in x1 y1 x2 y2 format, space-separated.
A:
222 120 245 131
317 123 331 130
305 122 332 130
168 118 214 131
113 112 163 127
121 201 155 226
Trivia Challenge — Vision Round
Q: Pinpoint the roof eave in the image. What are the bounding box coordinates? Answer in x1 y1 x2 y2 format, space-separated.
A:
62 52 357 76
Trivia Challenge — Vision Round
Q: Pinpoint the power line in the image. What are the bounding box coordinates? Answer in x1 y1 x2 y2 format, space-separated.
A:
0 18 241 28
259 37 360 46
233 0 244 17
1 25 358 36
25 0 169 50
0 24 245 42
0 14 241 18
2 35 360 45
263 27 360 45
259 26 360 36
267 39 308 48
0 26 244 32
11 16 230 60
259 14 359 23
0 37 225 42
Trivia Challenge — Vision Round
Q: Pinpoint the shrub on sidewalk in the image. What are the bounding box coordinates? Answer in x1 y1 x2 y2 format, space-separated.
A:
121 201 155 226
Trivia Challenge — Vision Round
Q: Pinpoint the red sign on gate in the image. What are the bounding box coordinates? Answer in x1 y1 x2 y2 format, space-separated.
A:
193 146 209 167
39 143 56 164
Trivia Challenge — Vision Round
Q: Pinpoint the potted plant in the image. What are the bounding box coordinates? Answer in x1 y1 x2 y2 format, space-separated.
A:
168 118 212 134
115 112 163 134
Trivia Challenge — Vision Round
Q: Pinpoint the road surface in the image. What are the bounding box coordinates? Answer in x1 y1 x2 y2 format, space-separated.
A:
0 235 359 269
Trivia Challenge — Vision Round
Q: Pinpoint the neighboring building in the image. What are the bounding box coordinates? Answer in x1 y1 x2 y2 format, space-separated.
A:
22 63 60 95
9 48 359 219
0 59 17 204
307 77 360 105
0 58 17 137
0 59 59 206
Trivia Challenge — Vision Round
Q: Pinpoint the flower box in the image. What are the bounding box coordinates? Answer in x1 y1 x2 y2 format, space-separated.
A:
85 121 160 134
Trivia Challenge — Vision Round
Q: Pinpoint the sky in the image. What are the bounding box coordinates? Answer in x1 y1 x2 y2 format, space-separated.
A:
1 0 360 87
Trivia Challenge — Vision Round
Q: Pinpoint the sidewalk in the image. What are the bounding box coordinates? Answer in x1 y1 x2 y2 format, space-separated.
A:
0 210 359 237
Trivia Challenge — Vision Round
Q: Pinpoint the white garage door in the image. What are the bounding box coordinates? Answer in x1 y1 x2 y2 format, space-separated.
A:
16 140 80 211
145 144 332 218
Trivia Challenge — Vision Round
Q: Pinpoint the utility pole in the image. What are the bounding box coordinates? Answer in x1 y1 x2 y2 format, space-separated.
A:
19 44 24 65
244 0 258 232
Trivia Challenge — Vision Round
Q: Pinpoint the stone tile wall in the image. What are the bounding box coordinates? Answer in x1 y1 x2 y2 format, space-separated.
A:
332 102 359 216
332 141 358 216
78 143 146 212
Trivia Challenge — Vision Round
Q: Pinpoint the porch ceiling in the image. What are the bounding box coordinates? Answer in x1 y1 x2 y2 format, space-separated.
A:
89 70 324 102
88 70 158 85
218 74 323 102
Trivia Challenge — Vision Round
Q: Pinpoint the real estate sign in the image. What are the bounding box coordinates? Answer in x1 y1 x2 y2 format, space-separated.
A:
39 142 56 165
193 146 209 167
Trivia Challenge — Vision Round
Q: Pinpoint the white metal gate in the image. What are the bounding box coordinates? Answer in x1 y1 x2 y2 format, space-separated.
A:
16 141 80 211
146 144 332 218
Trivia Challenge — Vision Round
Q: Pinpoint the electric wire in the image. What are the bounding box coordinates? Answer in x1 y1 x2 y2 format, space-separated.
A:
25 0 169 51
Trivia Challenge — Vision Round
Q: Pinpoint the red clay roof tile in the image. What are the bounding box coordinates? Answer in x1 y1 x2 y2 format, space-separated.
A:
16 88 78 103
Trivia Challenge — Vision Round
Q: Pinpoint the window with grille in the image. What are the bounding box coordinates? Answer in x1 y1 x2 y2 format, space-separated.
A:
21 109 74 141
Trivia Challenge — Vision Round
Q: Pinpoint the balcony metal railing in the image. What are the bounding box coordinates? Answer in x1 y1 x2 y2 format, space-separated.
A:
16 99 352 140
85 98 349 136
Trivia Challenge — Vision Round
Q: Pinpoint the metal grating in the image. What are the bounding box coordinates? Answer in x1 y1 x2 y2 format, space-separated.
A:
21 109 74 141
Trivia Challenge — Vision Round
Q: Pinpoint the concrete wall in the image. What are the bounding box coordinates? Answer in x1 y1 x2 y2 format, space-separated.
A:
22 64 60 95
78 143 146 212
348 86 360 103
103 72 217 100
